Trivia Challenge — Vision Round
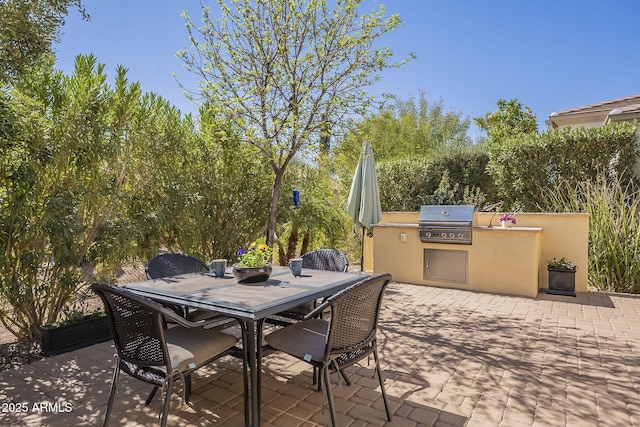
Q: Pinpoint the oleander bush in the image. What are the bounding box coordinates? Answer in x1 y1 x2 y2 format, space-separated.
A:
0 56 272 339
0 55 140 338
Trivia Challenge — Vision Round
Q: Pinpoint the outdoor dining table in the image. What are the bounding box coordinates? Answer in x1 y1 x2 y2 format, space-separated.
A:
123 265 368 426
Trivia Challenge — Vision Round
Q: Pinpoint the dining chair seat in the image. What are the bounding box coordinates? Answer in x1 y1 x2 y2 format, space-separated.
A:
164 327 238 372
265 318 328 361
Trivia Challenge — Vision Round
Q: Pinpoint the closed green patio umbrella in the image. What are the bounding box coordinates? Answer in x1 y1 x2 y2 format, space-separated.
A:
346 142 381 270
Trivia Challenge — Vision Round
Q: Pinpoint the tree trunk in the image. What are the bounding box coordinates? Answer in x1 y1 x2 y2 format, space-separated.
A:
301 228 311 255
277 241 286 266
265 168 284 247
286 225 299 261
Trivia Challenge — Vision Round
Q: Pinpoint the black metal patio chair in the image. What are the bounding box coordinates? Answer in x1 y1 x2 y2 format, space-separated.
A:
302 248 350 272
145 252 210 279
145 253 222 322
265 273 393 427
91 282 243 427
275 249 350 321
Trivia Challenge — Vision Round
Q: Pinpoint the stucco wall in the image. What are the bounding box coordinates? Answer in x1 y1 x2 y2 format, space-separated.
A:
365 211 589 296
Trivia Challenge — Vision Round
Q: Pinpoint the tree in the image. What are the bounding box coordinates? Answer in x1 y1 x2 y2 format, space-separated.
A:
275 161 348 264
179 0 412 246
334 92 472 184
364 92 472 159
0 0 88 82
474 98 537 145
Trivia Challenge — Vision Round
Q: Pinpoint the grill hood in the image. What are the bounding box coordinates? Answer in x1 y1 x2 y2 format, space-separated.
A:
418 205 475 244
418 205 474 225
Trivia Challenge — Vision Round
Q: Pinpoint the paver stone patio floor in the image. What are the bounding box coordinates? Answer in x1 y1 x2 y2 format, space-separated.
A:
1 282 640 426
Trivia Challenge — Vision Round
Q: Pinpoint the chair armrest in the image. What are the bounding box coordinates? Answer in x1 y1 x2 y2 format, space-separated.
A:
158 305 216 328
303 299 331 320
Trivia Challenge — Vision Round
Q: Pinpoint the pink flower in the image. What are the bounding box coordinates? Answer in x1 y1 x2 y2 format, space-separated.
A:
499 214 516 224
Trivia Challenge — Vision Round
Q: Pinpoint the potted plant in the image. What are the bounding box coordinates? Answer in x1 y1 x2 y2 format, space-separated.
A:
233 242 274 283
499 213 517 228
40 290 111 356
547 257 577 296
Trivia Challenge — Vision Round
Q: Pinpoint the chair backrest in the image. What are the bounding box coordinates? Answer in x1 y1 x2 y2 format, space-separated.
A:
91 282 170 368
301 249 349 272
325 273 391 359
145 253 209 279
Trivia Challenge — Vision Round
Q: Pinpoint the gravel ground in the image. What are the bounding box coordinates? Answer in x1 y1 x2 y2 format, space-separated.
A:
0 264 147 372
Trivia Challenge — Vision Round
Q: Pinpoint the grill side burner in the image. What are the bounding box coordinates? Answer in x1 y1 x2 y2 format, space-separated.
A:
418 205 474 245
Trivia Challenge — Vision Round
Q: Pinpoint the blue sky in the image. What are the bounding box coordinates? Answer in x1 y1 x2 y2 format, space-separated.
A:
54 1 640 138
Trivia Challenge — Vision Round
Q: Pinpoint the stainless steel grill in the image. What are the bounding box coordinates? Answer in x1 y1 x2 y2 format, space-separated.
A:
418 205 474 244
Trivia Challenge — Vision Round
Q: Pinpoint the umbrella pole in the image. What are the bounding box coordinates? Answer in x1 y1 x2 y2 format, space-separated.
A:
360 227 365 272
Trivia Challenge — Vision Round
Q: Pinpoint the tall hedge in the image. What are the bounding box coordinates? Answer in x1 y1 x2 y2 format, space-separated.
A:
376 122 639 213
377 146 490 211
487 123 640 211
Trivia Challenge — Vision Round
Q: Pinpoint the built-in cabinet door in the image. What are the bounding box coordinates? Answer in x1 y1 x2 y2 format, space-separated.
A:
423 248 468 284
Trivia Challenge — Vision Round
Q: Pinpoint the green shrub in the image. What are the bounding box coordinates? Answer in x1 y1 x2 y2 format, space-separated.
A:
377 146 490 211
0 56 140 338
0 56 274 339
542 175 640 293
488 123 639 211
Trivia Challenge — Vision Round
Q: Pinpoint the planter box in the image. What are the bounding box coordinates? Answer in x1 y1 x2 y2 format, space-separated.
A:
40 315 111 356
547 268 576 297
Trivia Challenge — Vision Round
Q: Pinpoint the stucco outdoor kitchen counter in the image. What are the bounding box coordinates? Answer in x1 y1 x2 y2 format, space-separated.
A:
372 222 542 297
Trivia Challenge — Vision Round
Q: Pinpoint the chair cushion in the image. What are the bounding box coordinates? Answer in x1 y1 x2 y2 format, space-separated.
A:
265 318 328 363
164 327 237 372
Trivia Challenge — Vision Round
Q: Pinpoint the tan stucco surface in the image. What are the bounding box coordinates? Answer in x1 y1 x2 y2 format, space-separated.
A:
366 211 589 297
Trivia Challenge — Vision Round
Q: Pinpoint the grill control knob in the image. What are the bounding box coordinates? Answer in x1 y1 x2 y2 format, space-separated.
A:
449 233 455 238
425 232 431 237
440 232 447 238
458 233 463 238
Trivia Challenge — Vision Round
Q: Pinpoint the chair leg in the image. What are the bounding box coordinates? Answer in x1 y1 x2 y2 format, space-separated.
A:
185 374 192 404
103 365 120 427
313 367 320 391
373 345 392 422
318 364 349 391
323 366 337 427
159 377 173 427
338 367 351 386
145 387 158 405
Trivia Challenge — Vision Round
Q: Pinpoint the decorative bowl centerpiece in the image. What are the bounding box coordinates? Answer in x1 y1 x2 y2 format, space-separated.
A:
232 263 273 283
233 242 273 283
